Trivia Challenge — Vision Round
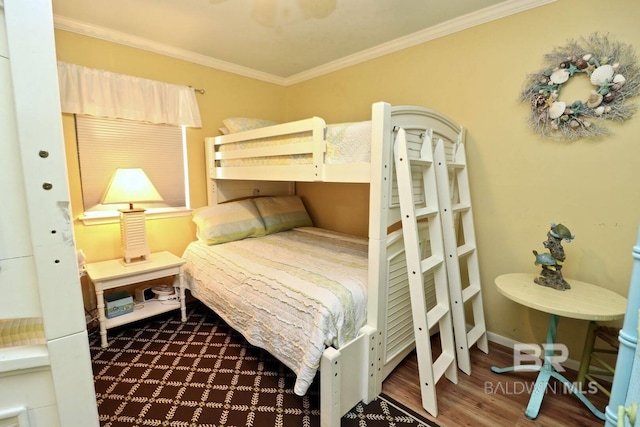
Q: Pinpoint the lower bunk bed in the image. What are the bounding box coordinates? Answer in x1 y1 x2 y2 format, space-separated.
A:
184 102 466 426
182 198 376 427
184 224 368 397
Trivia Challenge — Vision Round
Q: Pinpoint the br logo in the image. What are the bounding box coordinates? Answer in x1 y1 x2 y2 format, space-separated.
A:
513 343 569 371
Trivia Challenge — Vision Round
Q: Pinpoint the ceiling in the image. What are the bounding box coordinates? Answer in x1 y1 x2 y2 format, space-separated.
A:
51 0 551 85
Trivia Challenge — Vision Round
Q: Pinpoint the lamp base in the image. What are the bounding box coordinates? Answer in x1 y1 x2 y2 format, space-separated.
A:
119 209 151 266
119 256 152 267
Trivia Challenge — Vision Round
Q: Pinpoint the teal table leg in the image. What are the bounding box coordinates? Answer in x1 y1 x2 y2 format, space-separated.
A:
525 314 559 419
491 314 605 420
490 365 541 374
549 370 605 420
525 364 552 418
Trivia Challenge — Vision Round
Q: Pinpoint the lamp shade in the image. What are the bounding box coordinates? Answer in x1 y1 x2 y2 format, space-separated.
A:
102 168 163 208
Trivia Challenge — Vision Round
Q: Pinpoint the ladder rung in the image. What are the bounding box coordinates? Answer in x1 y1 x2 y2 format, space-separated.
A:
427 303 450 328
448 162 465 169
461 284 481 303
466 325 486 347
451 203 471 213
415 206 438 218
420 255 444 273
432 352 456 381
457 243 475 257
412 158 432 166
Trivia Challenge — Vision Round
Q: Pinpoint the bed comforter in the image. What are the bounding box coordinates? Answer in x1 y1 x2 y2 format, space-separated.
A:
182 227 368 395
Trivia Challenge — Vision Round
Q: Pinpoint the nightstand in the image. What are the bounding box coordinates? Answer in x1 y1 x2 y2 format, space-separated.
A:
85 251 186 348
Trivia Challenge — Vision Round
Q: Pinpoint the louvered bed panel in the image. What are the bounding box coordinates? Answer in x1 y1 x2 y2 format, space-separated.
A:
380 222 437 379
388 128 458 209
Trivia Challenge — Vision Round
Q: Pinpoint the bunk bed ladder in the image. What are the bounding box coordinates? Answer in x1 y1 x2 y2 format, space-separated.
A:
393 127 458 417
433 138 489 376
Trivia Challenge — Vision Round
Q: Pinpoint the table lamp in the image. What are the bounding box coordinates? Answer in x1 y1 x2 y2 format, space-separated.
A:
102 168 163 265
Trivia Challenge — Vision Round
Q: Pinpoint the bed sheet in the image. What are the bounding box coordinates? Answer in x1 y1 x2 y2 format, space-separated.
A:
218 120 371 166
182 227 368 396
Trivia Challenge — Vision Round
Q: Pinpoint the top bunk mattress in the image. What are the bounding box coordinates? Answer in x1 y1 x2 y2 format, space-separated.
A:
182 227 368 396
218 120 371 167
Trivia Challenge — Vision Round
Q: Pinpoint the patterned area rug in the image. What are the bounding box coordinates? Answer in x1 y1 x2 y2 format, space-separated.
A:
90 301 438 427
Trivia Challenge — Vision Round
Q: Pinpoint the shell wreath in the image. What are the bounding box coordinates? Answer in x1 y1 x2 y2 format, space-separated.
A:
521 33 640 140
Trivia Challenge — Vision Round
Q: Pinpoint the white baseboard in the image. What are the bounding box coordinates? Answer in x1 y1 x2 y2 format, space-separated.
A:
486 331 582 372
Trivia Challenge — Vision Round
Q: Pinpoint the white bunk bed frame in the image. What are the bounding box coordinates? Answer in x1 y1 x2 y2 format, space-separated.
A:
203 102 464 426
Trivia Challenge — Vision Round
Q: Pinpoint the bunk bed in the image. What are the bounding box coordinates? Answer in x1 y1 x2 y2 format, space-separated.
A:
182 102 465 426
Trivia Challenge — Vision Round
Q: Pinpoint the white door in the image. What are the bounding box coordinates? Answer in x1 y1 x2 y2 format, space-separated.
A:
0 1 99 426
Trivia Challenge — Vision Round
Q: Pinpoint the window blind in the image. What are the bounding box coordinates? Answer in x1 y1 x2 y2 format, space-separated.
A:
75 115 186 213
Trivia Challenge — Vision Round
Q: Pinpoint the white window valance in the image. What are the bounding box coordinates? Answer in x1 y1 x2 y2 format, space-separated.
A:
57 61 202 128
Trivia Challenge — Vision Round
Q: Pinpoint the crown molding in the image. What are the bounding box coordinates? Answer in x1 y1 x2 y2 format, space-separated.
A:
53 15 287 86
54 0 555 87
284 0 556 85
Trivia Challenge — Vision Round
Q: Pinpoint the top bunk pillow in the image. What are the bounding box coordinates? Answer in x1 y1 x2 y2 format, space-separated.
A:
192 199 266 245
222 117 278 133
253 195 313 235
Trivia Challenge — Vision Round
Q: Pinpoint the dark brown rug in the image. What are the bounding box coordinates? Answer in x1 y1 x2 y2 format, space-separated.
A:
90 301 438 427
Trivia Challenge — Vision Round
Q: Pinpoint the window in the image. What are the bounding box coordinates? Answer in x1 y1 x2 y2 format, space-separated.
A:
75 115 190 223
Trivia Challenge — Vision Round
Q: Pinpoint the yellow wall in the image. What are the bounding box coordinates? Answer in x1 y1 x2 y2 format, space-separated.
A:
289 0 640 357
55 0 640 359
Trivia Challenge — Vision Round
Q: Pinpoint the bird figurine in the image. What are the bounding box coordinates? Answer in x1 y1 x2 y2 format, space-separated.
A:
550 223 575 242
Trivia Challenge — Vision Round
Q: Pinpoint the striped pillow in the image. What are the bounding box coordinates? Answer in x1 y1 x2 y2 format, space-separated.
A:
253 196 313 235
193 199 266 245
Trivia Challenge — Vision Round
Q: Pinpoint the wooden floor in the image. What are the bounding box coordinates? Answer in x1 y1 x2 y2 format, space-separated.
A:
382 340 611 427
